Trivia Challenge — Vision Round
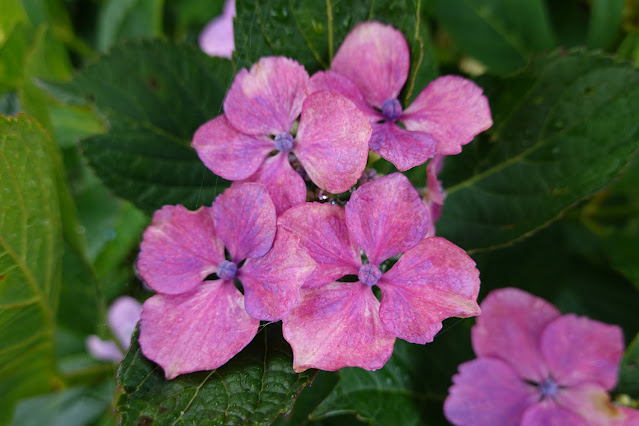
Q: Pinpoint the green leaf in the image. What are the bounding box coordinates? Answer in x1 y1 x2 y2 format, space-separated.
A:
117 326 316 425
42 40 234 213
234 0 436 103
587 0 625 49
437 50 639 251
97 0 164 52
0 115 63 424
602 230 639 291
433 0 555 74
617 333 639 398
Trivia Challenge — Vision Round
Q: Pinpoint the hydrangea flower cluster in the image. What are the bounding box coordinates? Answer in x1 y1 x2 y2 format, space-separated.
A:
444 288 639 426
135 21 492 378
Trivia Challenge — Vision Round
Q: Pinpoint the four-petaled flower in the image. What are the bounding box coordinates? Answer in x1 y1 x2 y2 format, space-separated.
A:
278 173 481 372
444 288 639 426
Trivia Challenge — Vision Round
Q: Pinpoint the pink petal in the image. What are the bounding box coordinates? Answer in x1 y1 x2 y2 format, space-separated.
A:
540 314 624 390
552 384 627 426
471 288 561 382
444 358 539 426
277 203 361 288
138 205 225 295
224 57 309 136
619 407 639 426
306 70 381 121
294 91 371 194
237 153 306 215
198 0 236 59
369 122 437 171
520 400 586 426
282 282 395 372
239 228 316 321
402 75 493 155
139 281 259 379
331 21 409 108
377 237 481 343
211 183 276 262
192 114 273 180
86 336 123 362
345 173 429 265
425 155 446 237
107 296 142 349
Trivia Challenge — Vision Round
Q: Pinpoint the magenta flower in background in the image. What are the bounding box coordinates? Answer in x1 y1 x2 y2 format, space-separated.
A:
199 0 235 59
86 296 142 362
424 155 446 237
444 288 639 426
136 183 315 379
308 21 493 171
278 173 481 372
192 56 372 214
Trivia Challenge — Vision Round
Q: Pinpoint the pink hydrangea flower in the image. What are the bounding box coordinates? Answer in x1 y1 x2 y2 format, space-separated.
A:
444 288 639 426
199 0 235 59
307 21 493 171
278 173 481 372
192 57 372 214
86 296 142 362
136 183 315 379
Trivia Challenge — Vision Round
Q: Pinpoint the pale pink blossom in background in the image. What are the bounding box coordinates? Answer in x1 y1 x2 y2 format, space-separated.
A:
199 0 235 59
86 296 142 362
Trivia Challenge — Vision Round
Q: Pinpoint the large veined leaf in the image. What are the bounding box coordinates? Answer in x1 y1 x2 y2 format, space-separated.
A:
117 326 316 426
437 50 639 251
0 115 63 424
41 40 234 213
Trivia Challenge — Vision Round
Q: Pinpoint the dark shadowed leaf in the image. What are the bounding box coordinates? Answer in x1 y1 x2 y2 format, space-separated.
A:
617 333 639 398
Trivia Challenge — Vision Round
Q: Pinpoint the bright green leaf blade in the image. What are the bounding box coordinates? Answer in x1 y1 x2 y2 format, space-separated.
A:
437 50 639 251
97 0 164 52
0 115 63 424
42 40 234 213
587 0 625 49
117 326 316 426
617 333 639 398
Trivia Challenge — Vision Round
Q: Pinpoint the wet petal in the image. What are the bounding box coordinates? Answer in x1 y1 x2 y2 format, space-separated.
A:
238 153 306 215
378 237 480 343
294 91 371 194
552 384 626 426
192 114 273 180
471 287 561 382
239 228 316 321
444 358 539 426
198 0 235 58
369 122 437 171
345 173 429 265
331 22 409 108
137 205 225 294
520 400 586 426
212 183 276 262
282 282 395 372
139 281 259 379
86 336 123 362
107 296 142 349
541 314 624 390
403 75 493 155
278 203 361 288
224 57 309 136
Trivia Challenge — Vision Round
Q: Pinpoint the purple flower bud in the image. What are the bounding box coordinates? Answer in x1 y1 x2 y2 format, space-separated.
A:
274 132 294 152
381 98 402 121
358 263 382 286
217 260 238 281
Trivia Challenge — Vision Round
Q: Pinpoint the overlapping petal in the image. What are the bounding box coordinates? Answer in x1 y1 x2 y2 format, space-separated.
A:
86 336 123 362
378 237 480 344
471 287 561 382
345 173 429 265
137 205 225 294
520 400 586 426
108 296 142 349
554 384 627 426
402 75 493 155
224 56 309 136
211 183 276 262
192 114 273 180
239 228 316 321
294 91 371 194
139 280 259 379
369 122 437 171
306 70 380 120
444 358 539 426
283 282 395 372
331 21 409 108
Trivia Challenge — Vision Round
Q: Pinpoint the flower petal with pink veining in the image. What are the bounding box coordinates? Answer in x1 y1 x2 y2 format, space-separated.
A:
137 205 225 294
139 280 259 379
520 400 586 426
345 173 429 265
224 57 309 136
369 122 437 171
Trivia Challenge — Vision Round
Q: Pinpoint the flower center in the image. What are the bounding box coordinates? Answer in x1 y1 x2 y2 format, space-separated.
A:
274 132 294 152
358 264 382 286
539 377 559 398
381 98 402 121
217 260 238 281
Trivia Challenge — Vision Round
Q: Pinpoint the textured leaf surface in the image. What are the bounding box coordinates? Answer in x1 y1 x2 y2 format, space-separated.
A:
617 333 639 398
0 115 62 424
437 50 639 251
117 326 316 425
43 40 234 213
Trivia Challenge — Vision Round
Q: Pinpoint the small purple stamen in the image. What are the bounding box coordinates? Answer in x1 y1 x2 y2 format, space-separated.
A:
274 132 294 152
217 260 237 281
539 377 559 398
358 264 382 286
381 99 402 121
